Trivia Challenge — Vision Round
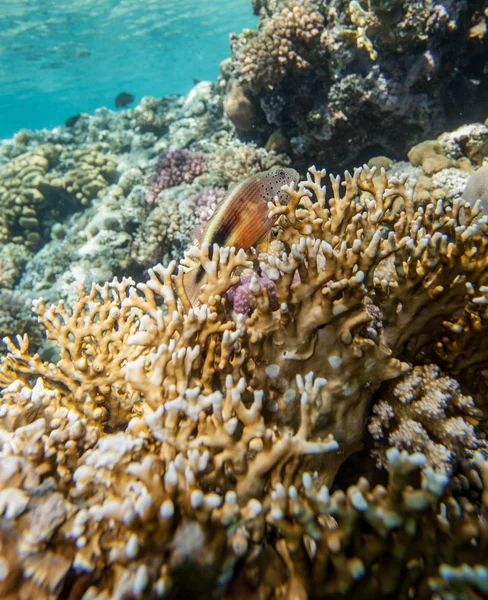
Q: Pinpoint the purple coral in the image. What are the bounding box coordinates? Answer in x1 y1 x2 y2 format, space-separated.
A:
146 149 208 204
187 186 227 223
226 275 278 314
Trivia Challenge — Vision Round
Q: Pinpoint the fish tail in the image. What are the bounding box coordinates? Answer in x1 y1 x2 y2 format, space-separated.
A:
183 265 207 306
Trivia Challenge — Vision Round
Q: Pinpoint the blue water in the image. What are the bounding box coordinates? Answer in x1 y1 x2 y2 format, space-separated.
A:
0 0 257 139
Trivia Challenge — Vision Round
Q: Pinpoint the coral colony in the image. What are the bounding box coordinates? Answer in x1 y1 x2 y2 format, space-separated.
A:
1 1 488 599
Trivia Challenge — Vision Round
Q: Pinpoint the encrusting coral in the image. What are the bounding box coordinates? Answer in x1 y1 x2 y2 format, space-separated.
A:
1 165 488 597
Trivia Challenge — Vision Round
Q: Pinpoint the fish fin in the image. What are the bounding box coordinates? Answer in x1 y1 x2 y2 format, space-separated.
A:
254 228 274 253
190 223 205 246
192 188 236 245
183 265 207 306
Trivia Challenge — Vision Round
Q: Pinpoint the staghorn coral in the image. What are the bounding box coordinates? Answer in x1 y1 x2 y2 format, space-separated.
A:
1 165 488 597
369 364 484 474
145 149 208 204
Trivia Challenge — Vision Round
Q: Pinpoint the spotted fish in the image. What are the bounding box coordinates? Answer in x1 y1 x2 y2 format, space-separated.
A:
184 166 300 305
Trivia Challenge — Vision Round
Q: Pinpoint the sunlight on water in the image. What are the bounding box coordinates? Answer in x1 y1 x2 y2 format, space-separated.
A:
0 0 256 137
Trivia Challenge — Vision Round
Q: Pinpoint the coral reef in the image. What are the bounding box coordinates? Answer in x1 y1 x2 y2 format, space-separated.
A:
1 162 488 597
0 90 294 349
1 1 488 594
225 0 488 170
187 185 227 223
145 149 209 204
229 0 324 92
369 365 484 474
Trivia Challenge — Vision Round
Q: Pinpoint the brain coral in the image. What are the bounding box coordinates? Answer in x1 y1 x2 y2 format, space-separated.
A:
1 165 488 598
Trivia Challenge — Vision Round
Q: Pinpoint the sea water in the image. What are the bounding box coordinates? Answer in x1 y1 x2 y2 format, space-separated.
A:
0 0 257 138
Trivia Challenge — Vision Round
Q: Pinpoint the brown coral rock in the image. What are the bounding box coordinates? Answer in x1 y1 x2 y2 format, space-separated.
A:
223 79 255 131
407 140 455 175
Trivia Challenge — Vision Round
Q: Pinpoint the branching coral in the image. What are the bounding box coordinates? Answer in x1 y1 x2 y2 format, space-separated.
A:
369 364 484 473
1 165 488 597
229 0 324 92
145 149 208 204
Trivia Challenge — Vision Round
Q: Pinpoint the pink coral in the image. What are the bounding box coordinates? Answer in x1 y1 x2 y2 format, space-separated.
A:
146 149 208 204
226 274 278 313
186 186 227 223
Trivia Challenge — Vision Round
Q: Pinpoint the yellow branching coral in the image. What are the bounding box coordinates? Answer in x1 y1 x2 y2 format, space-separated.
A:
1 165 488 597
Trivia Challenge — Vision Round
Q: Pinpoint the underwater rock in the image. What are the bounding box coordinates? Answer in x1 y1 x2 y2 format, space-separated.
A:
464 164 488 218
223 79 255 131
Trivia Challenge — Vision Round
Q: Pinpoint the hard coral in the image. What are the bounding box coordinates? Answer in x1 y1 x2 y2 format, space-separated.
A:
1 165 488 597
226 273 279 314
0 142 117 251
227 1 484 171
145 149 208 204
369 364 484 474
230 0 324 92
186 185 227 223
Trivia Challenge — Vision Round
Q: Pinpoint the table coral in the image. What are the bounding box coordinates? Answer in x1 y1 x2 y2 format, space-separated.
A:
1 165 488 597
